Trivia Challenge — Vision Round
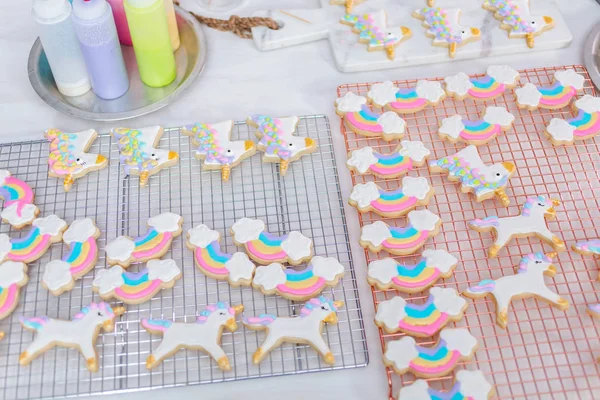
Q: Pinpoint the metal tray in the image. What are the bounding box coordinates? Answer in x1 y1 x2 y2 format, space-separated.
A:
584 20 600 91
27 6 206 122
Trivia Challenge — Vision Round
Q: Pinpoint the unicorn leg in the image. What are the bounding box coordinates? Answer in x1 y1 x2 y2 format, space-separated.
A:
493 293 512 329
252 333 280 364
79 340 99 372
20 336 53 365
536 227 566 251
310 335 334 365
535 286 569 310
490 231 511 258
146 339 179 369
204 343 230 371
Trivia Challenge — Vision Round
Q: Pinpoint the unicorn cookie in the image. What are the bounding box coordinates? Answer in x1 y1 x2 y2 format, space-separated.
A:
360 209 441 256
247 115 317 176
0 215 67 264
42 218 100 296
340 10 411 61
444 66 520 101
468 195 566 258
181 120 256 181
413 7 481 58
398 369 495 400
252 257 345 301
545 95 600 145
346 141 431 179
230 217 313 265
483 0 554 48
437 107 515 145
383 327 479 378
105 212 183 267
335 92 406 141
0 262 28 322
515 69 585 110
0 170 39 229
573 239 600 257
588 304 600 319
19 302 125 372
429 145 516 206
44 129 108 192
186 224 255 286
142 302 244 371
92 259 182 304
111 126 179 187
464 252 569 329
375 287 467 337
243 296 344 365
367 249 458 293
367 80 446 113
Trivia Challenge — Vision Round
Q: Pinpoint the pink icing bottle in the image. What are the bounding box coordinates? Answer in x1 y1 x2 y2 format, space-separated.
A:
106 0 132 45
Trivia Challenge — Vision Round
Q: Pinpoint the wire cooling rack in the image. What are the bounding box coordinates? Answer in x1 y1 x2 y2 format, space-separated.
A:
338 65 600 400
0 115 368 399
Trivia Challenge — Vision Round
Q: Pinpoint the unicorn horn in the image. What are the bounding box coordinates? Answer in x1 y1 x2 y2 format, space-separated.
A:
64 174 74 192
113 306 126 316
222 165 231 181
552 199 561 206
232 304 244 314
526 32 535 48
385 46 395 61
139 171 149 187
495 188 510 207
279 160 289 176
546 252 557 259
345 0 353 13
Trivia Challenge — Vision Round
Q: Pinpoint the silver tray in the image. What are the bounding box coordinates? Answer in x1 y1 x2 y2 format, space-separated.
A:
584 20 600 91
27 5 206 121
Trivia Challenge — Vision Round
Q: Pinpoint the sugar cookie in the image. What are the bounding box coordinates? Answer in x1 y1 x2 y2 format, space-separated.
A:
444 66 520 101
19 302 125 372
429 145 516 206
349 177 434 218
181 121 256 181
230 217 313 265
464 252 568 329
398 369 494 400
468 195 566 258
0 215 66 264
0 170 39 229
367 249 458 293
335 92 406 141
42 218 100 296
545 95 600 145
346 141 431 179
383 327 479 378
243 296 344 365
186 224 255 286
92 259 182 304
360 210 441 255
375 287 467 337
142 302 244 371
588 304 600 319
367 80 445 113
247 115 317 176
412 7 481 58
437 107 515 145
573 239 600 256
0 262 28 321
111 126 179 187
330 0 365 13
44 129 108 192
514 69 585 110
105 212 183 267
252 257 344 301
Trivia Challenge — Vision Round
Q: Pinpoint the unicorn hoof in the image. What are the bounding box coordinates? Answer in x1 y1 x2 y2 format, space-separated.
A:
0 331 4 340
252 349 263 364
488 246 500 258
557 298 569 309
323 352 335 365
498 311 508 329
217 356 231 371
19 352 29 365
86 358 98 372
552 237 566 249
146 355 156 369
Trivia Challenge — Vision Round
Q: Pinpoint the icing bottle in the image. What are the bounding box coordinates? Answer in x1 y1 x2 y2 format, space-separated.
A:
106 0 132 45
32 0 91 97
72 0 130 100
124 0 176 88
163 0 180 51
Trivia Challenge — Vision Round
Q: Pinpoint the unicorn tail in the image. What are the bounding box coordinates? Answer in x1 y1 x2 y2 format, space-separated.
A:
141 319 172 335
243 314 276 330
468 216 499 230
464 279 496 297
19 316 49 332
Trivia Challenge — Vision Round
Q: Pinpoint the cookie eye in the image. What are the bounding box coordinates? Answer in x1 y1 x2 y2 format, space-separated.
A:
76 158 81 162
226 149 232 154
535 261 542 264
538 203 545 206
461 30 465 34
151 153 156 157
531 21 536 25
496 173 501 177
219 311 226 316
97 312 103 316
288 143 294 147
321 306 327 310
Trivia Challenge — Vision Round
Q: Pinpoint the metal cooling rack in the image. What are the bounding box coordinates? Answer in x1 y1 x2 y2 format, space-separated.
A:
0 115 368 399
338 66 600 400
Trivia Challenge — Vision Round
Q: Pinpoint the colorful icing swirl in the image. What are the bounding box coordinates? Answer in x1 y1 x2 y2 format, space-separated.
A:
371 187 418 215
246 232 288 262
0 174 35 218
345 106 388 134
538 82 577 108
5 228 52 262
574 240 600 255
389 88 428 111
112 129 158 173
468 75 506 99
342 13 400 50
486 0 535 34
182 123 233 165
383 225 430 250
458 119 501 141
64 236 97 277
392 259 444 290
194 240 232 277
370 150 413 176
114 268 165 301
247 115 292 160
132 228 173 261
415 7 465 43
566 110 600 137
46 129 83 174
431 155 508 194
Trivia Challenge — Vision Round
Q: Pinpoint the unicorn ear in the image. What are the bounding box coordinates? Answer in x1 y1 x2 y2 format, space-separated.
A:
112 307 126 316
552 199 561 206
232 304 244 314
546 252 557 259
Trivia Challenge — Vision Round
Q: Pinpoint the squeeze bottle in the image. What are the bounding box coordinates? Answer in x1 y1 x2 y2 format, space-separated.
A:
106 0 132 45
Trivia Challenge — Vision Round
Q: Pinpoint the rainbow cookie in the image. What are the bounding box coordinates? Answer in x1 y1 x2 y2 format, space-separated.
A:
0 262 28 324
0 215 67 264
412 7 481 58
335 92 406 141
252 257 345 301
349 176 434 218
464 252 568 329
142 302 244 371
588 304 600 319
186 224 255 286
42 218 100 296
545 95 600 145
105 212 183 267
398 369 495 400
181 120 256 181
44 129 108 192
444 66 520 101
375 287 467 337
573 239 600 257
92 259 182 304
515 69 585 110
367 80 446 113
0 170 39 229
437 107 515 145
230 217 313 265
360 209 441 256
346 141 431 179
384 327 479 378
367 249 458 293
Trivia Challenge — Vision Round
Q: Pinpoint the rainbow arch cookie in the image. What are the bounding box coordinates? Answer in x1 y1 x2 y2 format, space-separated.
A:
444 65 520 101
437 107 515 145
346 141 431 179
0 215 66 264
367 80 445 113
252 257 345 301
398 370 495 400
515 69 585 110
545 95 600 145
0 170 39 229
0 261 28 322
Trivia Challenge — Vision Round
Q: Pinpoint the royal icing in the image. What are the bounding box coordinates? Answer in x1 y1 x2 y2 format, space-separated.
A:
0 215 66 264
438 107 515 145
445 66 520 100
588 303 600 319
573 239 600 256
367 80 445 112
515 69 584 109
397 369 494 400
346 141 431 178
0 170 38 228
0 261 28 320
545 95 600 144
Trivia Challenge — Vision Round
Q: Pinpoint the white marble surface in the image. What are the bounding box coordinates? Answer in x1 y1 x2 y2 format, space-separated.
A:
0 0 599 399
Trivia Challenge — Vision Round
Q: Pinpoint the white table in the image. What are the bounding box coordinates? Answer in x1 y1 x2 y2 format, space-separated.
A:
0 1 598 399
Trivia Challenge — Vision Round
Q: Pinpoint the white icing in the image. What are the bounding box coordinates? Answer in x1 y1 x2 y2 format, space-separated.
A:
415 80 445 103
42 260 72 292
280 231 313 262
575 95 600 114
407 209 440 231
231 218 265 243
397 379 430 400
375 296 406 331
399 140 430 162
0 234 11 261
1 203 38 227
0 170 10 185
361 221 391 247
224 252 255 283
147 212 182 233
63 218 97 244
456 370 493 400
486 65 519 85
93 266 125 295
349 182 381 208
253 263 287 291
112 126 176 173
346 147 378 174
444 72 473 97
105 236 135 262
377 112 406 135
0 261 26 286
440 328 478 355
46 129 106 178
430 287 466 316
188 224 220 248
546 118 575 141
32 215 66 236
367 81 398 107
367 258 398 284
422 249 458 273
401 176 431 200
482 106 515 126
449 145 513 188
438 115 465 139
515 83 542 107
554 69 584 90
310 256 344 281
384 337 419 370
185 120 254 166
147 259 180 282
335 92 367 113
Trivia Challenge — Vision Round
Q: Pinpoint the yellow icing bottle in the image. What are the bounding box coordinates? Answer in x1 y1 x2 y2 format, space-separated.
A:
163 0 180 51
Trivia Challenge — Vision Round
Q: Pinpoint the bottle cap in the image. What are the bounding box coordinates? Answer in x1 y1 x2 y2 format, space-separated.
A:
72 0 108 20
125 0 159 9
32 0 71 21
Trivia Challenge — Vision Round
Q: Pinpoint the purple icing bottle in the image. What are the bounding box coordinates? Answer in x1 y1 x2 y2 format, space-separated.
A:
72 0 129 99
